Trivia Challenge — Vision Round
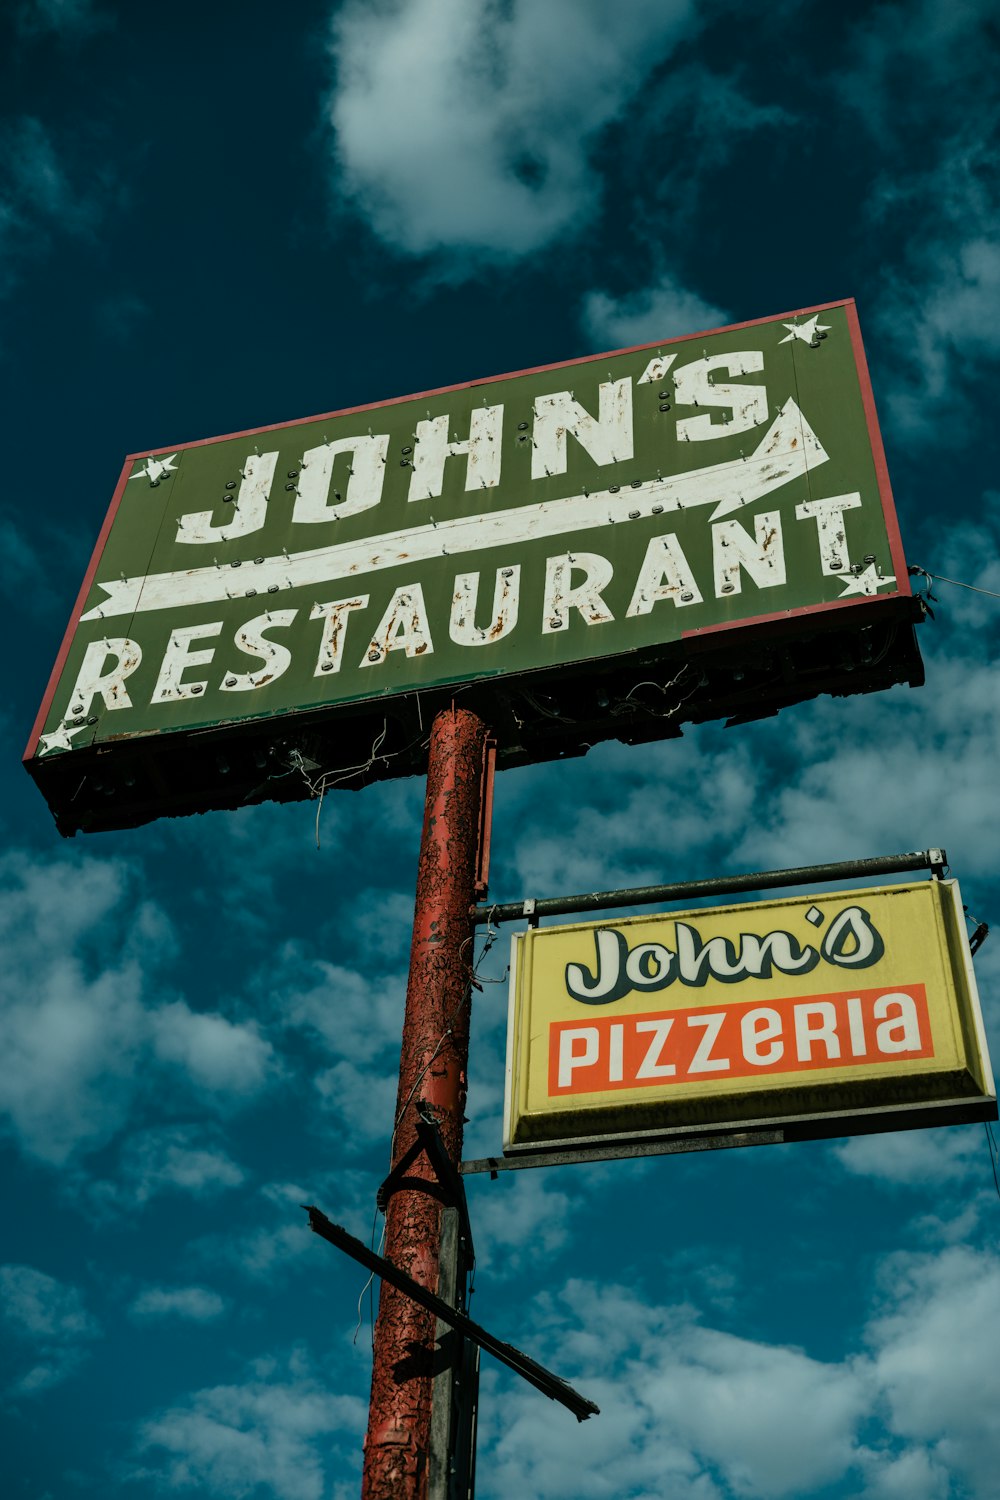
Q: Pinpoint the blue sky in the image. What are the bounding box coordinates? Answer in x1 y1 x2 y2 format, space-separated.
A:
2 1 1000 1497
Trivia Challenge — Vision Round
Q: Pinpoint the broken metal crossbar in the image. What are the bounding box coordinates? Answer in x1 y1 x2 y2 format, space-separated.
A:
304 1207 600 1421
472 850 947 926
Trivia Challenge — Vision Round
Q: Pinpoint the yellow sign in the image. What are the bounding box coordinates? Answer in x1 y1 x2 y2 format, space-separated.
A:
503 880 995 1152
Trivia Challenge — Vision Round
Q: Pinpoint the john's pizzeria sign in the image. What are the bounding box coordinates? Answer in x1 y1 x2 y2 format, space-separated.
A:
503 880 994 1151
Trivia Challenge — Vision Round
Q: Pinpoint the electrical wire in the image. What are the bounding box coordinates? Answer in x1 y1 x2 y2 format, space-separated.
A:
910 565 1000 603
985 1123 1000 1204
624 667 689 701
930 575 1000 601
287 720 432 848
353 1204 383 1348
307 722 388 847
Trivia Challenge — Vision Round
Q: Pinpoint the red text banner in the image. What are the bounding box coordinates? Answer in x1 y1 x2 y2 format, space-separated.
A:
548 985 932 1096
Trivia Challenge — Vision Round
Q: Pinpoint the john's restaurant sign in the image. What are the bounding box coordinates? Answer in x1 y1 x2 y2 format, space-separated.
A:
29 300 911 764
503 880 995 1151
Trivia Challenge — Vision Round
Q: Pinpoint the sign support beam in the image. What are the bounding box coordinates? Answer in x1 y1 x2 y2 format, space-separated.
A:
362 706 491 1499
472 850 947 927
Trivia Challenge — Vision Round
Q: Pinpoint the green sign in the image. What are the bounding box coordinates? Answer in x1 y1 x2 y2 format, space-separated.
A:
26 300 921 830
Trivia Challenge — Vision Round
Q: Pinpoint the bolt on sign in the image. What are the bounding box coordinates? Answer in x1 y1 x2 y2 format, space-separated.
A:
503 881 996 1152
26 299 924 834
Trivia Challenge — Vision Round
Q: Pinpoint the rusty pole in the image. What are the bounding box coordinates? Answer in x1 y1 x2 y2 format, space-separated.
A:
362 706 490 1499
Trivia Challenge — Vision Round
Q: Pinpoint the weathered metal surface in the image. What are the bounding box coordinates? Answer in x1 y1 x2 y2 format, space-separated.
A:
26 300 924 835
504 879 996 1154
461 1128 785 1174
304 1206 598 1421
472 850 948 926
363 707 488 1499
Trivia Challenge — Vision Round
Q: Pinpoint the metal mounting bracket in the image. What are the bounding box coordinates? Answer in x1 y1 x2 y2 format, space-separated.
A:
377 1103 475 1263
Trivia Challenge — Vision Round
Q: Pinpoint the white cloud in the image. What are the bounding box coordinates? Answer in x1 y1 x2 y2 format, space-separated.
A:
77 1124 247 1219
118 1125 248 1203
0 1263 100 1395
151 1003 274 1095
349 890 416 963
278 955 407 1064
129 1286 229 1325
914 491 1000 633
728 647 1000 885
269 949 413 1144
314 1059 398 1144
470 1171 575 1277
0 116 90 228
843 0 995 143
860 1443 950 1500
831 1127 984 1187
327 0 697 264
865 1245 1000 1499
192 1173 377 1282
880 230 1000 437
582 276 729 351
477 1278 871 1499
498 733 760 896
640 1327 867 1497
214 1223 314 1282
125 1236 1000 1500
0 855 163 1164
0 850 274 1167
133 1348 366 1500
840 0 1000 437
492 627 1000 908
476 1250 1000 1499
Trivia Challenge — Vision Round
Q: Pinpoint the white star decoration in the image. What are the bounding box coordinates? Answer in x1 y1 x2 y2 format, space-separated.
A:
38 721 89 755
130 454 177 485
779 315 831 345
835 564 897 597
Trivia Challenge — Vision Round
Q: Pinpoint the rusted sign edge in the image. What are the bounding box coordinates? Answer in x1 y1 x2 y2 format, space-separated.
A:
24 455 134 762
844 299 911 593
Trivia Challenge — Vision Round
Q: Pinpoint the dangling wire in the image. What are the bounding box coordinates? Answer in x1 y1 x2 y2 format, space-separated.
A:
985 1123 1000 1203
285 721 433 848
909 564 1000 604
353 1203 384 1349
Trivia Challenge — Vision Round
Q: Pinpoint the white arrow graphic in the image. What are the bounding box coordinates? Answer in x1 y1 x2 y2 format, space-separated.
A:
82 400 828 622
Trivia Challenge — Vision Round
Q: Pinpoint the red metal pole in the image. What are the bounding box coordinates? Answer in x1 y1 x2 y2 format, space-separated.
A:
362 706 490 1499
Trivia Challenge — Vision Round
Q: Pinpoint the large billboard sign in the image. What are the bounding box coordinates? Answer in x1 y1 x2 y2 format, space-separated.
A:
503 881 995 1153
26 299 923 833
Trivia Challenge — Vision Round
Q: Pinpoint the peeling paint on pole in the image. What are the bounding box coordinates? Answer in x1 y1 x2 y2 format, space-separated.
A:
364 707 488 1500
